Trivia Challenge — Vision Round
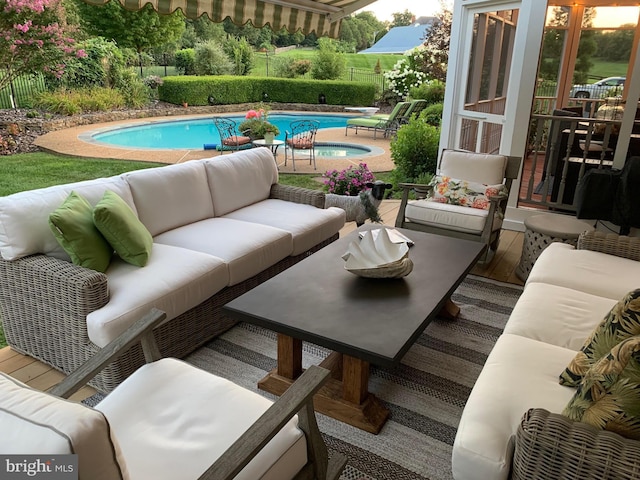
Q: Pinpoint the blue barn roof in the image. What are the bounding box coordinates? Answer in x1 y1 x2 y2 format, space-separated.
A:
359 18 436 55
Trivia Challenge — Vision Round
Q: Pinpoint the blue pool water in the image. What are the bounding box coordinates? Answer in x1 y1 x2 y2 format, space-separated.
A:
91 113 351 150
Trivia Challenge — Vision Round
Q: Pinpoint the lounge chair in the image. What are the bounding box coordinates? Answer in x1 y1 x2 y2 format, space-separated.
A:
345 101 411 139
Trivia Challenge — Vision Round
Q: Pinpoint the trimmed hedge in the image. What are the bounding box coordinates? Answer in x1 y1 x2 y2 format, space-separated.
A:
158 76 376 106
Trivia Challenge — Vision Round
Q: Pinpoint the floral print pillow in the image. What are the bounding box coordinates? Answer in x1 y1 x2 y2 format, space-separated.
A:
427 175 508 210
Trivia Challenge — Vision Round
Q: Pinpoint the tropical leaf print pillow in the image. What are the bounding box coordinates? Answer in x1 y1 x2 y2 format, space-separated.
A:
560 289 640 387
427 175 508 210
563 335 640 440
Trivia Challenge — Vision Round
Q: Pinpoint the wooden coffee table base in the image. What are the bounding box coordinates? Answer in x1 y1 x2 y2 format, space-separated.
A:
258 334 389 434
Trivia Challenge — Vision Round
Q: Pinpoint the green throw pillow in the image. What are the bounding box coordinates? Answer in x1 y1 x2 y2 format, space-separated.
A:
563 335 640 440
48 191 113 272
560 289 640 387
93 190 153 267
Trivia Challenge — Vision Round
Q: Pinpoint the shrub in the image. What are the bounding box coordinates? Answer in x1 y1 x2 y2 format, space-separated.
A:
311 38 346 80
272 57 297 78
175 49 196 75
410 80 446 105
223 36 254 76
390 117 440 185
159 76 376 106
291 60 312 76
33 87 128 115
322 163 375 196
116 70 151 107
384 51 428 101
194 41 233 76
422 103 444 127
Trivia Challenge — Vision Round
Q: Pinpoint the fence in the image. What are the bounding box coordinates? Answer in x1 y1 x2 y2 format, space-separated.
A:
0 73 46 109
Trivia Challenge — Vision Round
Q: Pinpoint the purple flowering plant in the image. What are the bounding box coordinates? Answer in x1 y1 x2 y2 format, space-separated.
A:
322 163 375 196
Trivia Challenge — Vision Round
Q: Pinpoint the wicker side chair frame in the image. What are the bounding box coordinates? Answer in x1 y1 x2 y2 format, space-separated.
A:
0 185 335 393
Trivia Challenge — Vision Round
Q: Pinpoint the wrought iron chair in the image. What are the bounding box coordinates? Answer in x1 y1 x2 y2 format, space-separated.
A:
212 117 253 154
284 119 319 171
395 149 522 262
0 309 347 480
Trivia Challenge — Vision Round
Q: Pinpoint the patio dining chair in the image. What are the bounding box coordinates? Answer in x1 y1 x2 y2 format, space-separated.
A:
395 149 522 262
0 308 346 480
212 117 253 154
345 101 411 139
284 119 319 171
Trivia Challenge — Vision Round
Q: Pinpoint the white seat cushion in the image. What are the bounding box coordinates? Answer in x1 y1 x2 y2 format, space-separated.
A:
527 242 640 300
404 200 502 234
0 176 134 261
96 358 306 480
204 149 279 217
153 218 292 285
0 373 129 479
123 161 214 236
452 334 576 480
87 243 229 347
440 151 508 185
223 199 346 255
504 282 617 351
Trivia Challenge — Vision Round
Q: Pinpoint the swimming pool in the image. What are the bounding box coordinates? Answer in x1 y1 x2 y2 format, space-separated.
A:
89 113 352 150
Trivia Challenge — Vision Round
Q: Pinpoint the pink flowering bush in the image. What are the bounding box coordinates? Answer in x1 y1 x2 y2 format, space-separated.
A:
323 163 376 196
0 0 84 92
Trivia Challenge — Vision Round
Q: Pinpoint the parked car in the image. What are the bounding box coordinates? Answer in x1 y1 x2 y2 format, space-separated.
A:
569 76 625 98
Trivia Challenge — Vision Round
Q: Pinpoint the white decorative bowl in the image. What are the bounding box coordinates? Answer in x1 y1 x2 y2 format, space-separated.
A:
342 228 413 278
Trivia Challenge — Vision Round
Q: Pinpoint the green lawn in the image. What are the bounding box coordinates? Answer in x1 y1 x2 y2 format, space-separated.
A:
251 50 399 78
589 59 628 80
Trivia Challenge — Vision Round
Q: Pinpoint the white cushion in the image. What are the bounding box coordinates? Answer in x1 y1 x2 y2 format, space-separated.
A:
123 161 214 236
0 373 129 479
526 242 640 300
223 200 346 255
204 149 278 217
153 218 292 286
96 358 306 480
404 200 502 234
0 176 134 261
440 150 507 185
452 334 577 480
504 282 617 351
86 243 228 347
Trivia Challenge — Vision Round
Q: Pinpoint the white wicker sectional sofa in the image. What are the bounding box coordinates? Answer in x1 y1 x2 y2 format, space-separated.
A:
0 147 346 392
452 230 640 480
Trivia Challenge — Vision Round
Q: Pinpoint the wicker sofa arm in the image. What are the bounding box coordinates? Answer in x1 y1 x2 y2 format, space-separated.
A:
270 183 325 209
577 230 640 262
512 408 640 480
0 254 109 346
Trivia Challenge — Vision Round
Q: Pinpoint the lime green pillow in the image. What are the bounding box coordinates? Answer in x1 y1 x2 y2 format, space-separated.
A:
560 289 640 387
48 191 113 272
563 335 640 440
93 190 153 267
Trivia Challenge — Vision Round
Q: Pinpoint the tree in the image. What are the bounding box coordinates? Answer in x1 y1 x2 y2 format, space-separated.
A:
415 3 452 82
339 11 386 52
390 10 414 28
74 0 184 53
0 0 84 92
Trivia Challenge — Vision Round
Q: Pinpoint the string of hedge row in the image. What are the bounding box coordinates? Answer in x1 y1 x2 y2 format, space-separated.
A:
158 76 377 106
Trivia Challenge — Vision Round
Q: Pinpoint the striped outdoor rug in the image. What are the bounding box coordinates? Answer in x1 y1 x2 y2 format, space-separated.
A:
185 275 523 480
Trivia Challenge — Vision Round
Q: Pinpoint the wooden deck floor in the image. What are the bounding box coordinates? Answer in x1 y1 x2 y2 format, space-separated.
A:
0 199 524 400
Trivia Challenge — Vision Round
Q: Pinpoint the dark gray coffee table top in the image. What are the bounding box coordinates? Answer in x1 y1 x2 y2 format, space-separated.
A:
222 225 484 367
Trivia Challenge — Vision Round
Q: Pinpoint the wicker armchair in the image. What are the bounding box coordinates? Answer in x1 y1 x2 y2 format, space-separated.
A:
511 231 640 480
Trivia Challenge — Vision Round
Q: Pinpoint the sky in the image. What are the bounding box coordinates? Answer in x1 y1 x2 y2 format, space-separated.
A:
356 0 443 24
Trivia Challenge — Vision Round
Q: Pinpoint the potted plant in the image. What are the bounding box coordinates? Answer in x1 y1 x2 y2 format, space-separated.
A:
238 105 280 140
